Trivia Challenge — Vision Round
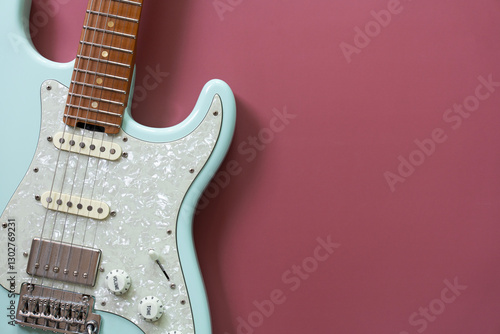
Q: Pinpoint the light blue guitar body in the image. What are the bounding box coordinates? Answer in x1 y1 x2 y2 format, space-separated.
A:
0 1 235 333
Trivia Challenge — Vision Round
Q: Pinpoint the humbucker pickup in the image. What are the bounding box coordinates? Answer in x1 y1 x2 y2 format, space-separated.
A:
16 283 101 334
53 132 122 161
26 238 101 286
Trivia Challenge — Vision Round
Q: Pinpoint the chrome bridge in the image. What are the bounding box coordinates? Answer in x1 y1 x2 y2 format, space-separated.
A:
16 283 101 334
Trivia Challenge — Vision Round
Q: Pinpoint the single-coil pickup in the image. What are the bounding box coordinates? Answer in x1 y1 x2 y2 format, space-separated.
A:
41 191 110 220
53 132 122 161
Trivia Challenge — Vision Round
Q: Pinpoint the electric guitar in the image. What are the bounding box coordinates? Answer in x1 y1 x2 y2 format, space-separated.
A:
0 1 235 333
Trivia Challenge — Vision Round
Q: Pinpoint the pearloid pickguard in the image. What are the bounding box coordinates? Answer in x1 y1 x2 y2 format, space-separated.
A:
0 80 222 334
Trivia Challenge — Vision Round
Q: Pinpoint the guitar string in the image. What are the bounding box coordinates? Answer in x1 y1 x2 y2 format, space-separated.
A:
52 0 119 315
49 0 111 309
51 0 129 318
27 0 104 317
49 0 139 316
27 0 98 297
41 0 108 317
53 0 139 313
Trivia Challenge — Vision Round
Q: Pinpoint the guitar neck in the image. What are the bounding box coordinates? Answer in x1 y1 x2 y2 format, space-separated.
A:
64 0 144 134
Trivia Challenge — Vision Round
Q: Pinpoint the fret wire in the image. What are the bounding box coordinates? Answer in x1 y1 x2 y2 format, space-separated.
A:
86 10 139 23
82 25 136 39
66 104 123 117
113 0 142 6
74 68 129 82
77 46 134 66
76 55 132 68
70 80 127 94
67 92 125 106
79 41 133 54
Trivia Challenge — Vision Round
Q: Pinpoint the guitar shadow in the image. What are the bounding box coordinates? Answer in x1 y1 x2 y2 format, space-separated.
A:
132 1 202 128
194 96 262 333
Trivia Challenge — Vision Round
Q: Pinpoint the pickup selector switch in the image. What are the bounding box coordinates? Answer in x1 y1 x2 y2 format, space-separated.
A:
138 296 164 322
105 269 131 295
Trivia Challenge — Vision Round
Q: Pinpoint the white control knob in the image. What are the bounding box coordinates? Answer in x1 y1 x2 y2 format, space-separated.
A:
138 296 164 322
105 270 131 295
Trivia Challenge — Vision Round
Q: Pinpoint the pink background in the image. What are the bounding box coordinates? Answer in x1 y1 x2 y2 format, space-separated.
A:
30 0 500 333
